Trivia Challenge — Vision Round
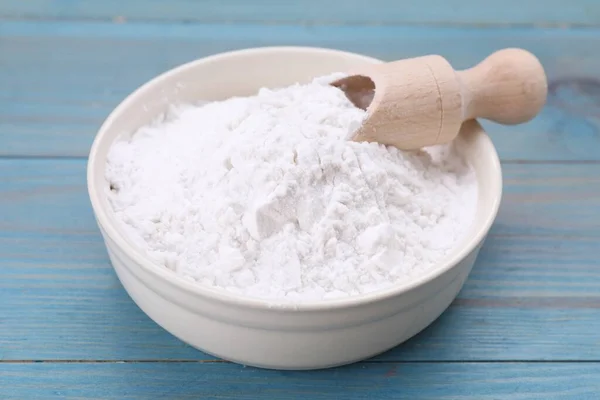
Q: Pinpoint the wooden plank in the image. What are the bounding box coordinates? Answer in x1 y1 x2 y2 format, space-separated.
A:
1 0 599 26
1 160 598 238
1 21 600 159
3 231 599 361
1 159 600 361
494 164 600 237
2 362 599 399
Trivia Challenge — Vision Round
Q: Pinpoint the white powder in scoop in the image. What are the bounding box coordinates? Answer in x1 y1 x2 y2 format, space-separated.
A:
105 73 478 303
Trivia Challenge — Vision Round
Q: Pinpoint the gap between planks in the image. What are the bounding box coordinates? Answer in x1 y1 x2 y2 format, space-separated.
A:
1 155 600 165
2 15 600 29
3 360 600 364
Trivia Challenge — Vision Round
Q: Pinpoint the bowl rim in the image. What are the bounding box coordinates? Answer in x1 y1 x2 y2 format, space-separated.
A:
87 45 503 312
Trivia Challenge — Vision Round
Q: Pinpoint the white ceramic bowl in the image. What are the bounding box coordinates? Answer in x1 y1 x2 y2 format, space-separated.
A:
87 47 502 370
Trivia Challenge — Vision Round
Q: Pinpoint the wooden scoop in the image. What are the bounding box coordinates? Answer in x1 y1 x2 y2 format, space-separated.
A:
331 48 547 150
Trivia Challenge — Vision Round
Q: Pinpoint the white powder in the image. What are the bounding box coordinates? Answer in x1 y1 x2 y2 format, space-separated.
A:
105 73 478 303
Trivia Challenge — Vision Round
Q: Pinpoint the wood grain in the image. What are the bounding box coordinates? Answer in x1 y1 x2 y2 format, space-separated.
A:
2 362 599 399
1 159 599 361
1 0 599 26
1 21 600 159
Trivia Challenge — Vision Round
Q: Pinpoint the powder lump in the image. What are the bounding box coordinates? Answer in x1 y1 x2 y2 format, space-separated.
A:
105 73 478 303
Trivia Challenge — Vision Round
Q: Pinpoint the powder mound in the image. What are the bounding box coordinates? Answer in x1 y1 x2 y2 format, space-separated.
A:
105 74 478 303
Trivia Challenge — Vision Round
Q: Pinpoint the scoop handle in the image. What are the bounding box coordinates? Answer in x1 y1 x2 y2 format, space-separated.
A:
457 48 548 124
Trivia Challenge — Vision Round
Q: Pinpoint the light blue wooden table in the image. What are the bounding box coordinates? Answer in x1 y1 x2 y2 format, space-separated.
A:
1 1 600 398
